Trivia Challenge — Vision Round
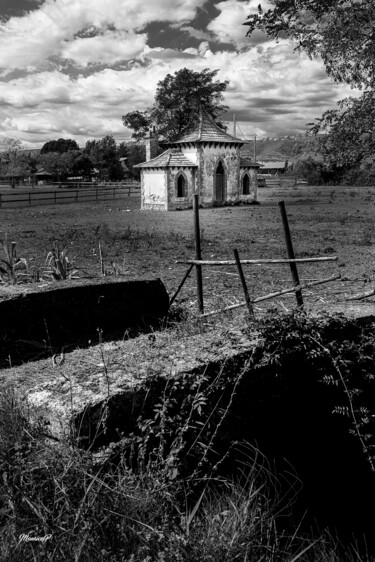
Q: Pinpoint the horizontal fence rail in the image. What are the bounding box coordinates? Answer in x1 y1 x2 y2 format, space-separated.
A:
0 183 140 209
177 256 338 266
200 273 342 318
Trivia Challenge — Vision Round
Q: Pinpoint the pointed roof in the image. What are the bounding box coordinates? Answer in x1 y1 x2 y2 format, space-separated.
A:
167 108 245 145
134 149 197 169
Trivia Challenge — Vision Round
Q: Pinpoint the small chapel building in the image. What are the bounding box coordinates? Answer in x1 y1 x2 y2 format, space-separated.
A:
135 109 260 211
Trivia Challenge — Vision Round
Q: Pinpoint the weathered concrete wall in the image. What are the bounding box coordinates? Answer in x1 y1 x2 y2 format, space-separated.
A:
167 166 196 210
141 169 167 210
0 278 169 367
200 144 240 206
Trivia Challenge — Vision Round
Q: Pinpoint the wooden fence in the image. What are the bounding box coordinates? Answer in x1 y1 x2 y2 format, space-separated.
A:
0 183 140 209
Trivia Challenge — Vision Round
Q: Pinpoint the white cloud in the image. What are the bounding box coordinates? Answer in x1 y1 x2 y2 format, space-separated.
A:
0 0 207 71
61 31 148 67
0 0 358 146
208 0 273 48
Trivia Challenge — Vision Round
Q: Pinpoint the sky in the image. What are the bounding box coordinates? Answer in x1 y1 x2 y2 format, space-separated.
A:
0 0 356 148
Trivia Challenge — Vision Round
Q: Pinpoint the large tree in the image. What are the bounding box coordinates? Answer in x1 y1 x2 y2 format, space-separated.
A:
38 151 77 182
245 0 375 169
84 135 124 181
40 138 79 154
0 137 29 187
123 68 229 142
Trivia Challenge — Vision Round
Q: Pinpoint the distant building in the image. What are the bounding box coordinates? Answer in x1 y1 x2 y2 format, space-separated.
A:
135 109 260 210
259 161 289 175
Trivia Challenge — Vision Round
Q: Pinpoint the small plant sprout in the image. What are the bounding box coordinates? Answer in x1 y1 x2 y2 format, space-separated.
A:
0 238 29 284
45 240 79 280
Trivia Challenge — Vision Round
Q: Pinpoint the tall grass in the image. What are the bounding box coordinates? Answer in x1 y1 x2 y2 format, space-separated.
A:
0 382 371 561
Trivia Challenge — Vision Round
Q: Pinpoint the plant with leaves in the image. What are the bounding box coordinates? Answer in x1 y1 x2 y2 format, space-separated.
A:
44 241 79 280
0 238 30 284
123 67 229 142
245 0 375 171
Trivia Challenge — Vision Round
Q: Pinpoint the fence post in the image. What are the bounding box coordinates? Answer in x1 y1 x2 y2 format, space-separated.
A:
54 191 57 204
96 188 98 201
233 249 254 317
29 192 31 206
278 200 303 307
0 194 2 208
193 193 204 313
75 190 78 202
113 187 116 200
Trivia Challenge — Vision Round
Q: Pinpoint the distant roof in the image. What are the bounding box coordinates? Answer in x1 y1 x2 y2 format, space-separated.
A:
240 158 261 168
167 108 244 145
134 149 197 169
259 161 287 169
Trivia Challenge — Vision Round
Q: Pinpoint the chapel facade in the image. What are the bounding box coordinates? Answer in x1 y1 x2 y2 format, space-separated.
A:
135 109 260 211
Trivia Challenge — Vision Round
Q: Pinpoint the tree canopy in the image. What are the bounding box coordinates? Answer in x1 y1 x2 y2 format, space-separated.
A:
0 137 29 187
84 135 124 181
245 0 375 89
123 68 229 142
245 1 375 173
40 138 79 154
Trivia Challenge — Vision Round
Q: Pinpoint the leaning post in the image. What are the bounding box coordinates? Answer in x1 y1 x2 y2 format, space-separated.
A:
278 200 304 307
193 193 204 313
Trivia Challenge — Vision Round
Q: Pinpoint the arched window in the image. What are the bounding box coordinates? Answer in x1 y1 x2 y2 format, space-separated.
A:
215 161 225 203
242 173 250 195
177 174 186 197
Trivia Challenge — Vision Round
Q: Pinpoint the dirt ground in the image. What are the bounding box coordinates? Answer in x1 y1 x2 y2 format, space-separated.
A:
0 184 374 317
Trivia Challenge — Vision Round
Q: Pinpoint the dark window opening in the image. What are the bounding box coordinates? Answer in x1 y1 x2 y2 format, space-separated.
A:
177 175 186 197
242 174 250 195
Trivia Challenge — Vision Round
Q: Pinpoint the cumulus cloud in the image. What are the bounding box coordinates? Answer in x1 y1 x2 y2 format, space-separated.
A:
61 31 148 67
0 0 358 146
0 0 207 71
208 0 273 48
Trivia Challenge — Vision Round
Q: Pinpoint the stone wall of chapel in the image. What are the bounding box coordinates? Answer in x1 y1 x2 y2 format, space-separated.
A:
167 167 196 210
199 144 240 205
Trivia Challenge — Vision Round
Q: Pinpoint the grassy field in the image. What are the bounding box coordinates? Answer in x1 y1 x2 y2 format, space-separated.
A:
0 184 374 317
1 184 375 561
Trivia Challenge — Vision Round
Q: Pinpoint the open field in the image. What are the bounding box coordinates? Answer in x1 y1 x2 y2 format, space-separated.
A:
0 184 374 317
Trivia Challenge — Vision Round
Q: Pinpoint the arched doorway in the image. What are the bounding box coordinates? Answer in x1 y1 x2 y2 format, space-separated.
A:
215 161 225 203
242 173 250 195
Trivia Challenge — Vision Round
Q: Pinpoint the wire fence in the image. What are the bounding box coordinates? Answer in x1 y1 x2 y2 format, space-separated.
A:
0 182 141 209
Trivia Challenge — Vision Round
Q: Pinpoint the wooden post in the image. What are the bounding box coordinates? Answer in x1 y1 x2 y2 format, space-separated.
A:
234 249 254 317
54 191 57 204
28 192 31 206
169 264 194 307
278 200 303 307
0 194 2 208
193 193 204 313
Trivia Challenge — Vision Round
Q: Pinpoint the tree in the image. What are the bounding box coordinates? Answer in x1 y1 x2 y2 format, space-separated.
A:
0 137 29 187
40 138 79 154
245 1 375 170
122 68 229 141
310 92 375 168
245 1 375 89
84 135 124 181
38 152 76 182
119 143 146 180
